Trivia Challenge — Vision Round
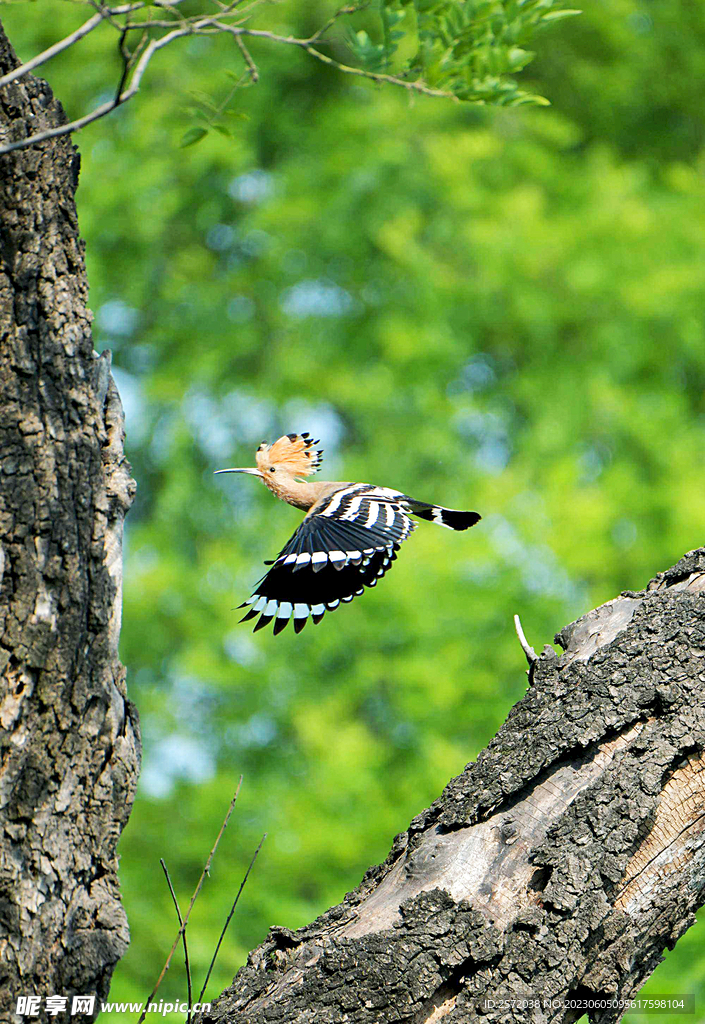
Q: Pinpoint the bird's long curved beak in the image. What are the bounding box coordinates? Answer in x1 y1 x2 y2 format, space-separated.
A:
214 467 263 477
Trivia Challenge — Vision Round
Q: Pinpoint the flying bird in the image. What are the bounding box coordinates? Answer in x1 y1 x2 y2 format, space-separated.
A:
216 433 481 635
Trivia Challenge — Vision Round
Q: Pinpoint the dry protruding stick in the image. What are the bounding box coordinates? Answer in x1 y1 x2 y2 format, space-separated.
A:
198 833 267 1004
137 778 243 1023
161 859 193 1024
513 612 538 664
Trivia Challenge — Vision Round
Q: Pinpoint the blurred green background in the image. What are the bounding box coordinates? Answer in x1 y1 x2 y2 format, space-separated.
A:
3 2 705 1020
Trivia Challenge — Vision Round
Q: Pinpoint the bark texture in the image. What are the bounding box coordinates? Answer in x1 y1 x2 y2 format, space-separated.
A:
0 21 139 1020
200 550 705 1024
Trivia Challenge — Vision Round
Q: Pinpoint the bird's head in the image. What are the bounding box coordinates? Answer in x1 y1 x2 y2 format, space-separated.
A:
215 433 324 495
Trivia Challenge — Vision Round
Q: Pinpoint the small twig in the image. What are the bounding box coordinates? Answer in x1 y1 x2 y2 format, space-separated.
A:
514 614 538 665
0 10 106 89
160 859 193 1024
122 0 248 29
137 778 243 1024
0 0 187 89
109 0 193 29
224 26 458 100
211 73 246 119
198 833 267 1004
306 3 360 46
0 16 204 156
235 34 259 83
114 28 132 105
301 44 455 98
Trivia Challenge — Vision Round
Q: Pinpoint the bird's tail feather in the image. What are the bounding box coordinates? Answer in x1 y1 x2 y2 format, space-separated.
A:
406 502 481 531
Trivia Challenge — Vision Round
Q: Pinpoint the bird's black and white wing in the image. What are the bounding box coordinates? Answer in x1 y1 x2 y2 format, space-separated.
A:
239 485 416 634
240 484 481 634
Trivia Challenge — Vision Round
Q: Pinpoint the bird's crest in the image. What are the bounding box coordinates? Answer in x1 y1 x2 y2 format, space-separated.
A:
255 432 323 476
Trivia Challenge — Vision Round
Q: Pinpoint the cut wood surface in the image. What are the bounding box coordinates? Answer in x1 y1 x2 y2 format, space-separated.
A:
199 549 705 1024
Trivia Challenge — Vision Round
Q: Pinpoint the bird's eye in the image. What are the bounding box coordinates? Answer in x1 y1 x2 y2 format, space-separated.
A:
269 467 276 473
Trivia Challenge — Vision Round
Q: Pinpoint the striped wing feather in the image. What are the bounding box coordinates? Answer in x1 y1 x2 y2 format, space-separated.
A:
239 484 481 634
240 485 415 633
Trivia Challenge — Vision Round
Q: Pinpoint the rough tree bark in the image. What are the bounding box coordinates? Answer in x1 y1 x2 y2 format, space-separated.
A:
0 21 139 1020
200 550 705 1024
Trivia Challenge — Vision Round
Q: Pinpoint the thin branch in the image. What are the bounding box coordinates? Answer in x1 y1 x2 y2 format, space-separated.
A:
114 28 132 105
0 0 188 89
98 17 205 28
0 14 210 156
306 3 361 46
514 613 538 665
0 10 106 89
137 778 243 1024
219 26 457 100
160 859 193 1024
235 34 259 83
97 0 189 32
198 833 267 1005
104 0 248 31
303 44 456 99
0 99 114 156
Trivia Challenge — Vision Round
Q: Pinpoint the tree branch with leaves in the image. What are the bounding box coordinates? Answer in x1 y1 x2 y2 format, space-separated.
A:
0 0 579 155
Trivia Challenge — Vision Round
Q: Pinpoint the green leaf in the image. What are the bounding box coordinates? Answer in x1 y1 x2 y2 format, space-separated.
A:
511 92 551 105
540 8 581 21
179 126 208 147
187 90 218 112
507 48 534 71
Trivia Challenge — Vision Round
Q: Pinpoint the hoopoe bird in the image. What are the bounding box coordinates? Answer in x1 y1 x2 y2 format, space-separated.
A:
216 433 481 635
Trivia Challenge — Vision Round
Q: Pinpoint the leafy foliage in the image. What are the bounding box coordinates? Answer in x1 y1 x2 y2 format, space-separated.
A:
3 2 705 1021
158 0 580 151
352 0 581 105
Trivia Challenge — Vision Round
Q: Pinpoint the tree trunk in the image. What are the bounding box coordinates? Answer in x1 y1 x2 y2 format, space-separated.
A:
0 21 139 1021
201 550 705 1024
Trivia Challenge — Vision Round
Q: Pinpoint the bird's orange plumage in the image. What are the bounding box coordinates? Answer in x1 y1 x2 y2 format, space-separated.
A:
255 433 323 477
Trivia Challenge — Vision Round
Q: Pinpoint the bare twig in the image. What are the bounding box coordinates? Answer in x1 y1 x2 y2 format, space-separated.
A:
114 28 132 105
0 17 203 156
160 859 193 1024
306 3 361 46
0 10 107 89
219 25 458 100
112 0 249 31
235 34 259 83
0 0 187 89
137 777 243 1024
300 43 456 99
514 613 538 665
97 0 190 31
198 833 267 1004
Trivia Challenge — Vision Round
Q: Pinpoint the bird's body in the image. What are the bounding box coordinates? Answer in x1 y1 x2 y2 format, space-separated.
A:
216 433 481 635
